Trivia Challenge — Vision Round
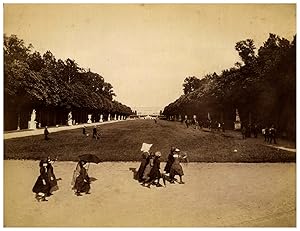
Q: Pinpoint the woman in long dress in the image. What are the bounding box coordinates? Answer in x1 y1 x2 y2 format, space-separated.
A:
47 157 58 194
137 151 150 182
144 151 163 188
72 160 91 196
32 160 51 202
142 152 155 183
164 147 176 174
170 148 186 184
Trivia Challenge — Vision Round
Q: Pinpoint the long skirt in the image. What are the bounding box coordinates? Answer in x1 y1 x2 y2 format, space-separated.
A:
142 163 152 181
74 177 90 193
137 159 148 182
32 176 50 194
170 162 184 178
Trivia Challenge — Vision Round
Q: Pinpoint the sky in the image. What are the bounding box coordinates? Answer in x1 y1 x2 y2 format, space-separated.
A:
3 4 296 111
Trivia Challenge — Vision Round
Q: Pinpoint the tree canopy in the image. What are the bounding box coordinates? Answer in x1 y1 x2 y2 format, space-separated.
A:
4 34 132 116
163 33 296 139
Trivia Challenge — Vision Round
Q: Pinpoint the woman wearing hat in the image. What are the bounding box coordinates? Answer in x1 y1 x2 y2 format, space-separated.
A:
169 148 186 184
164 147 176 174
47 156 59 194
142 152 155 183
72 160 91 196
137 151 150 182
32 160 51 202
143 151 163 188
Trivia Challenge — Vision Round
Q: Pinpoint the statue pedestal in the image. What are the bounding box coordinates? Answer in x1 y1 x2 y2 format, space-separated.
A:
28 121 37 130
67 120 73 126
234 121 241 130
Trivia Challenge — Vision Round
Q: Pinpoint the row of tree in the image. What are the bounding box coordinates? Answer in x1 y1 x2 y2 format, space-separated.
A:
163 33 296 140
4 34 132 130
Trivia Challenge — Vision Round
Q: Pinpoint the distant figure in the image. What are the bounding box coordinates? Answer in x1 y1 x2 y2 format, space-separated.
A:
184 119 189 128
253 124 258 138
246 124 251 138
32 160 51 202
241 126 246 139
269 125 277 144
44 126 49 140
92 126 99 139
222 122 225 132
82 126 86 135
72 160 91 196
218 122 221 131
263 126 269 142
154 118 157 123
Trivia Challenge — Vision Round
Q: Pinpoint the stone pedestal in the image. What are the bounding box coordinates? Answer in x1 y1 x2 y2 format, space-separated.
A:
28 121 37 130
118 115 120 120
100 114 103 123
87 114 92 124
114 114 117 120
67 120 73 126
234 122 241 130
108 114 111 121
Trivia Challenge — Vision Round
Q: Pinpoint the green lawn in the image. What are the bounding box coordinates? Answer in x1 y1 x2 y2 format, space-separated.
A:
4 119 295 162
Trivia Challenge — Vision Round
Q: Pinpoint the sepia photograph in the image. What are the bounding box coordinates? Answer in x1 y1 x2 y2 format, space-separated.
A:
3 3 296 227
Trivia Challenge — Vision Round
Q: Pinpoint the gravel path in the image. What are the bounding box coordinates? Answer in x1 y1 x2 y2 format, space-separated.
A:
4 160 295 227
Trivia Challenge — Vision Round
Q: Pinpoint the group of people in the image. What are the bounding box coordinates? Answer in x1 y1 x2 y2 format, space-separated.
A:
137 147 187 188
241 123 277 144
32 145 188 202
241 123 259 139
32 158 91 202
82 125 101 139
262 125 277 144
183 118 225 132
43 125 101 141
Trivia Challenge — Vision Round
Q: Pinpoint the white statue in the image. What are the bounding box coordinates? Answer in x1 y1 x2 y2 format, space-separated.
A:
100 114 103 123
28 109 37 129
68 112 73 126
234 109 241 130
108 114 111 121
235 109 241 122
31 109 36 122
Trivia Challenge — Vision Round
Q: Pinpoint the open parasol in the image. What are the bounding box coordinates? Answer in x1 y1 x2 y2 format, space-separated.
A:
78 154 101 164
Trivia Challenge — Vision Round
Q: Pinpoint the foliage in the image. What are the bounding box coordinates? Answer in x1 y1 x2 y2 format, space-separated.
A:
163 33 296 140
4 34 132 117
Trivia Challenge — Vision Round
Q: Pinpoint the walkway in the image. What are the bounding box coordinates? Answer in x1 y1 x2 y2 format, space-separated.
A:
4 161 296 227
3 120 127 140
264 144 296 153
